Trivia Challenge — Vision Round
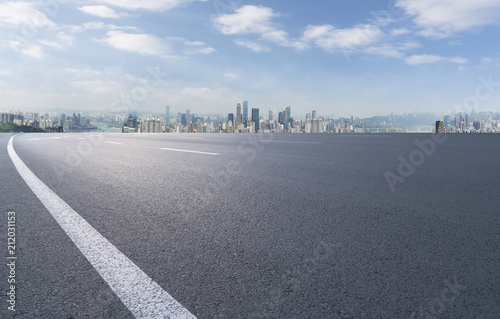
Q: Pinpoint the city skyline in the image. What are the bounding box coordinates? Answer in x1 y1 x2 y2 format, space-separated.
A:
1 1 500 116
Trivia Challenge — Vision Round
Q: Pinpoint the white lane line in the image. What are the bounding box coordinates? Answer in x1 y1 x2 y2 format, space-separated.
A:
78 138 87 140
7 135 196 319
104 141 123 145
160 148 219 156
259 140 321 144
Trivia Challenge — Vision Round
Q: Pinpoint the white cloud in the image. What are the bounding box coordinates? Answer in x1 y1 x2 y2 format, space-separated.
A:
449 56 468 64
396 0 500 38
70 80 122 94
234 39 271 53
405 54 468 65
96 0 205 11
69 22 139 33
362 45 404 58
0 2 55 28
391 28 411 36
302 24 383 51
78 6 128 19
0 70 12 77
97 31 171 55
224 73 238 79
405 54 445 65
20 45 44 59
39 40 63 50
213 5 306 50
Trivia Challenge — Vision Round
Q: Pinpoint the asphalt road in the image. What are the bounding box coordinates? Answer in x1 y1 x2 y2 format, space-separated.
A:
1 132 499 318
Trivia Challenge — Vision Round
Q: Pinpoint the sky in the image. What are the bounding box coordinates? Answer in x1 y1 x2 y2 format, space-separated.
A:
1 0 500 118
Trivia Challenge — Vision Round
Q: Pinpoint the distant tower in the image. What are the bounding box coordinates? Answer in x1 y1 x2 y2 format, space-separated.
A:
252 108 260 131
243 101 248 123
312 110 317 119
236 103 242 127
228 113 234 124
436 119 446 133
269 110 273 121
165 106 170 123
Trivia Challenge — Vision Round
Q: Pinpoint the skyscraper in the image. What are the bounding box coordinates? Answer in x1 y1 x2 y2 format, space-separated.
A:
243 101 248 123
436 119 446 133
269 110 273 121
165 106 170 123
236 103 242 127
312 110 317 119
228 113 234 124
252 108 260 131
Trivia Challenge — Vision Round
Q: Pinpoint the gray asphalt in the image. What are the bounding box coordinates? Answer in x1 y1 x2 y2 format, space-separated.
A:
1 132 499 318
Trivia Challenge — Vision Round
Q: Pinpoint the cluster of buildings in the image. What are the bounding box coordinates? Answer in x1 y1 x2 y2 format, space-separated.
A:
124 103 333 134
438 110 500 133
0 111 97 132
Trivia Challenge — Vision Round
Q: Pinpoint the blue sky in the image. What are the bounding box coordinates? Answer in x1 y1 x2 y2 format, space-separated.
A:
1 0 500 117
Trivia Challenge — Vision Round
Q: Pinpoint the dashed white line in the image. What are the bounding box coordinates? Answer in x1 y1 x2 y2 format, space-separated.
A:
260 140 321 144
7 136 196 319
27 137 62 141
104 141 123 145
160 148 219 155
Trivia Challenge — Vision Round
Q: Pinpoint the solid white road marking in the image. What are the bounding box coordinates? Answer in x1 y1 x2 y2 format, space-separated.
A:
160 148 219 155
7 136 196 319
104 141 123 145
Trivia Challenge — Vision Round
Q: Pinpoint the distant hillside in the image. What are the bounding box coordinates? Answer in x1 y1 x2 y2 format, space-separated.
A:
0 122 45 133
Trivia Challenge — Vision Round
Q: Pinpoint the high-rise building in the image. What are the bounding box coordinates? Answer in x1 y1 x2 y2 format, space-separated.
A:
186 109 191 124
312 110 317 119
269 110 273 121
435 119 446 133
243 101 248 123
228 113 234 124
252 108 260 131
236 103 242 127
165 106 170 123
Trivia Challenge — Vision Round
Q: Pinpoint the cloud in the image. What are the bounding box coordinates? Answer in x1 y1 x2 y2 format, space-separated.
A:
68 22 139 33
234 39 271 53
0 70 12 77
95 0 205 11
165 37 216 55
391 28 411 36
20 45 44 59
97 31 171 55
0 2 55 28
224 73 238 79
78 6 128 19
448 56 468 64
396 0 500 38
302 24 383 52
213 5 306 50
405 54 468 65
405 54 445 65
